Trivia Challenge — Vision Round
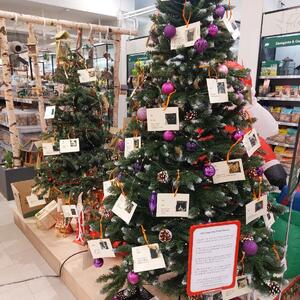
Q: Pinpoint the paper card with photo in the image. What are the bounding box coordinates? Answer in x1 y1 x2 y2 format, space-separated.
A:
77 68 96 83
246 195 268 224
42 142 60 156
243 128 261 157
112 194 137 224
202 291 223 300
87 239 115 259
26 194 46 208
59 138 80 153
156 193 189 218
207 78 229 104
132 243 166 273
222 275 252 300
62 204 78 218
44 106 56 119
103 179 115 198
147 107 180 132
223 16 240 40
212 159 245 184
263 212 275 229
124 136 141 158
171 21 201 50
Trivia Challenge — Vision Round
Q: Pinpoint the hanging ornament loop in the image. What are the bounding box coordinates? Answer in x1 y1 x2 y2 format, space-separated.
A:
182 0 192 27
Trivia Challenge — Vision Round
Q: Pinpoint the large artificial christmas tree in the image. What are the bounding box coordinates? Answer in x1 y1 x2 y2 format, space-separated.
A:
98 1 284 299
36 50 111 201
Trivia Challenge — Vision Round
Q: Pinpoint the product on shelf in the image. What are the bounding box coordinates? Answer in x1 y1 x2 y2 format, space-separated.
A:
260 60 279 76
279 108 293 122
270 106 281 120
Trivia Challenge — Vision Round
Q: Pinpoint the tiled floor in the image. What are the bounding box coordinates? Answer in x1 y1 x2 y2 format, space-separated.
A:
0 193 76 300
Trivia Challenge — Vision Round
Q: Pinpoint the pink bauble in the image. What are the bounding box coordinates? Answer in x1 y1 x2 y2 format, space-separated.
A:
137 107 147 121
127 271 139 285
218 64 229 75
235 92 244 101
162 82 175 95
163 130 176 142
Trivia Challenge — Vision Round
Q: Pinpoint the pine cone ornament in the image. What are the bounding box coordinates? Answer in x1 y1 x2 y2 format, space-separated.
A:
248 168 258 179
241 235 254 242
185 111 197 121
159 229 172 242
269 282 281 295
157 170 169 183
99 207 113 219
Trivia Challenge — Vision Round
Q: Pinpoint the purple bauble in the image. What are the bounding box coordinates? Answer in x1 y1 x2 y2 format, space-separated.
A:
235 92 244 101
194 38 208 54
203 165 216 177
149 191 157 215
242 240 258 256
137 107 147 121
112 296 121 300
164 24 176 39
208 24 219 37
163 130 176 142
215 5 225 18
162 82 175 95
256 166 264 176
218 64 229 75
117 140 125 152
186 141 198 152
132 161 144 174
232 130 244 141
93 258 104 268
127 271 140 285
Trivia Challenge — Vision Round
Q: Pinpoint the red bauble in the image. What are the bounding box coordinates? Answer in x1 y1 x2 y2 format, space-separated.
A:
89 231 100 239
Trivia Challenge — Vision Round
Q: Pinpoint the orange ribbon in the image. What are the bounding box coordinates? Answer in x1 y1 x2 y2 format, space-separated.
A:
226 0 233 19
141 225 150 245
162 90 176 111
240 251 245 274
272 244 281 262
99 215 104 239
173 169 181 196
226 137 242 162
182 0 192 27
253 176 263 200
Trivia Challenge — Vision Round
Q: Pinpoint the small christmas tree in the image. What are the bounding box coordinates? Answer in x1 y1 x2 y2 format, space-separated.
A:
98 1 284 299
36 50 111 224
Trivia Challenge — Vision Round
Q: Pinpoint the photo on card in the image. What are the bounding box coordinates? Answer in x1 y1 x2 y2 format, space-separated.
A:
77 68 97 83
103 179 115 198
44 106 56 119
243 129 261 157
124 137 141 158
59 138 80 153
212 159 245 184
202 291 223 300
87 239 115 259
222 275 252 300
171 21 201 50
263 212 275 228
62 204 78 218
112 194 137 224
246 195 268 224
156 193 189 218
132 243 166 273
207 79 229 104
147 107 180 131
42 142 60 156
223 16 240 40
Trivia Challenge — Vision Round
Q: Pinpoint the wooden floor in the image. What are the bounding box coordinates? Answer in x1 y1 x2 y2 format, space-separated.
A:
13 208 175 300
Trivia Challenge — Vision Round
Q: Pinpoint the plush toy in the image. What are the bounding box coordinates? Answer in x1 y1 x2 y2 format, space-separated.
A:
277 185 300 211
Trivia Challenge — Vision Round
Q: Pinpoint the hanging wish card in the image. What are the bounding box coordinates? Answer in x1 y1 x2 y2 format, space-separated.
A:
245 195 268 224
263 212 275 229
212 159 245 184
26 194 46 208
147 107 180 131
223 16 240 40
171 21 201 50
207 78 229 103
42 142 60 156
77 68 96 83
112 194 137 224
59 138 80 153
156 193 189 218
124 137 141 158
222 275 252 300
132 243 166 273
103 179 115 198
87 239 115 259
44 106 56 119
62 205 78 218
242 128 261 157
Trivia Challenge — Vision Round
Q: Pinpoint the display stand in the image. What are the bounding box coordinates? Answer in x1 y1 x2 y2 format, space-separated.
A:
13 208 174 300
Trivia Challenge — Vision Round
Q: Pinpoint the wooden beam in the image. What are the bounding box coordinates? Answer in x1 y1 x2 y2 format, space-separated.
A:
0 10 137 36
113 33 121 127
27 23 47 132
0 18 21 167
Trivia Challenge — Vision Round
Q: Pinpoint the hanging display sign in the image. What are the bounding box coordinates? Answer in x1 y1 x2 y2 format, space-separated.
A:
187 221 240 297
264 34 300 49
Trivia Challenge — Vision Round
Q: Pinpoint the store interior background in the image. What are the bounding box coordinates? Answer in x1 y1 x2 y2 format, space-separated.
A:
1 0 300 128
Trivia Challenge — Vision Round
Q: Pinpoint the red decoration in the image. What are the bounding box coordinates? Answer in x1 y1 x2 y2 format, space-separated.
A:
198 135 214 142
89 230 100 239
197 128 204 135
113 241 128 257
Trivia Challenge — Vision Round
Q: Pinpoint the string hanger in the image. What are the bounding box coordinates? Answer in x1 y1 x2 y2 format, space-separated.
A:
182 0 192 27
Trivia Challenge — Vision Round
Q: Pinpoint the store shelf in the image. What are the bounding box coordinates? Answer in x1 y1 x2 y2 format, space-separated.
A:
277 121 299 127
0 123 41 133
259 75 300 79
258 96 300 101
267 140 295 148
257 97 300 106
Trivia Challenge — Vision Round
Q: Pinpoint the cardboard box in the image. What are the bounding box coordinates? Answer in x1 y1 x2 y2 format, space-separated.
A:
35 200 57 230
11 179 46 218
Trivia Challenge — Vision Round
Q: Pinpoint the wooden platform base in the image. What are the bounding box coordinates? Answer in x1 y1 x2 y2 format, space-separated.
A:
13 208 174 300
